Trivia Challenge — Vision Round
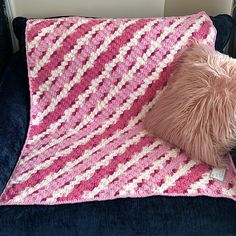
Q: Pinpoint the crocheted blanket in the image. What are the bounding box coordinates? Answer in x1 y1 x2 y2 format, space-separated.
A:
1 12 236 205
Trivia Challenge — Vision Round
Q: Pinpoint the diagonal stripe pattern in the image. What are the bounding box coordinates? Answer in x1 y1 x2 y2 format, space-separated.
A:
1 13 236 206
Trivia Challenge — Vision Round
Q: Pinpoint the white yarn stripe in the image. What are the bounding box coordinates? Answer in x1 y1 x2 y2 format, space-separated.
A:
187 173 211 194
188 171 236 196
13 76 165 185
28 18 162 144
31 19 137 125
82 141 161 199
222 185 236 196
119 149 179 196
30 18 89 78
11 132 146 203
154 160 196 193
10 15 206 201
45 132 148 202
19 16 204 169
28 19 64 51
32 20 111 105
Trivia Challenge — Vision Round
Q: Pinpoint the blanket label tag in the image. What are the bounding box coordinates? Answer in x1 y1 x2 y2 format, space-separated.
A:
210 168 226 182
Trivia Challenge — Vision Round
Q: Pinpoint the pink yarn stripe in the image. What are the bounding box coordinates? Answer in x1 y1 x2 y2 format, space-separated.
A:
97 144 170 199
35 19 164 112
30 20 149 133
32 25 111 116
23 19 170 154
165 163 211 194
192 179 221 195
34 22 115 112
27 19 57 41
14 119 141 188
12 66 159 187
26 19 81 70
57 136 153 202
19 56 167 171
3 132 147 201
28 20 76 64
30 20 101 92
10 14 203 190
203 164 236 195
192 20 212 41
21 126 142 202
23 16 192 157
18 63 166 175
140 152 189 189
30 19 136 91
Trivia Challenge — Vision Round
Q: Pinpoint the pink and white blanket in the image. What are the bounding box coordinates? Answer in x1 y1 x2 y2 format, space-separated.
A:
1 12 236 205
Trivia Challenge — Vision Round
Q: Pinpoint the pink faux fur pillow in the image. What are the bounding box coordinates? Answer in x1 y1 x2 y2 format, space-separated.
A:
144 42 236 167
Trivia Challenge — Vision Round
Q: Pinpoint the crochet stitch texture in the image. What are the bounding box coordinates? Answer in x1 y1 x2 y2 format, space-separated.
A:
0 12 236 205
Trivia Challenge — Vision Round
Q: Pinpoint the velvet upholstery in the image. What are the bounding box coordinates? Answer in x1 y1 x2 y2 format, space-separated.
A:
210 15 235 53
0 196 236 236
0 52 29 193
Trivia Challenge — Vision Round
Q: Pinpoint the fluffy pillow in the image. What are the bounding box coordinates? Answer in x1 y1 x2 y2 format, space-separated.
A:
144 42 236 167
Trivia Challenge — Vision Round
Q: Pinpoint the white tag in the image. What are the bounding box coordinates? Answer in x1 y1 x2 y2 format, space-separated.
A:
210 168 226 182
